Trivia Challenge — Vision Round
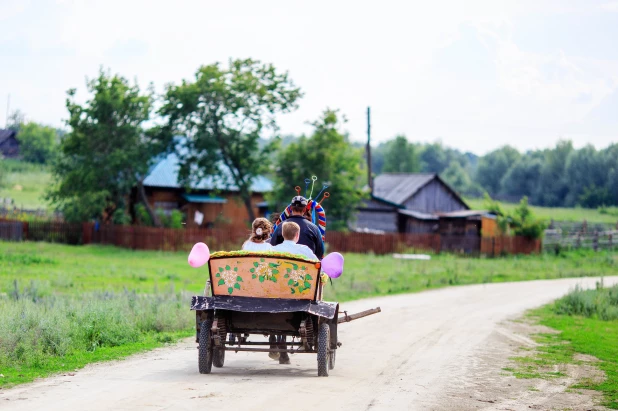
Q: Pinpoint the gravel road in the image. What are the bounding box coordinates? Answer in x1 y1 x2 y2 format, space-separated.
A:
3 276 617 411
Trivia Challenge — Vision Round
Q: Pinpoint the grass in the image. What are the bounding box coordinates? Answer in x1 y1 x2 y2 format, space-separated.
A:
326 248 617 302
1 242 616 302
0 292 193 387
0 241 616 388
465 197 618 224
506 284 618 409
0 159 52 209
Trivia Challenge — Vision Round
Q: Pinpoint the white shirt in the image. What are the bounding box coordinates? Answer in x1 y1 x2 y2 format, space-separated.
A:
272 240 318 260
242 241 273 252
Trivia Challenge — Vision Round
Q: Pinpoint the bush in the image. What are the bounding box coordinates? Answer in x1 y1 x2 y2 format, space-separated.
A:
0 290 193 371
553 283 618 321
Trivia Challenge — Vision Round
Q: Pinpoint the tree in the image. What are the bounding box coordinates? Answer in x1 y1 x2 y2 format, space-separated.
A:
271 109 366 230
564 145 606 207
475 146 520 195
159 59 302 223
47 69 160 223
419 143 449 173
382 135 420 173
6 110 25 132
15 122 59 164
534 140 573 206
499 156 543 199
441 160 484 197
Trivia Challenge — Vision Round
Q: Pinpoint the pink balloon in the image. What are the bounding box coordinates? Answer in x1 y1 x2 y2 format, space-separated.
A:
188 242 210 268
321 252 344 278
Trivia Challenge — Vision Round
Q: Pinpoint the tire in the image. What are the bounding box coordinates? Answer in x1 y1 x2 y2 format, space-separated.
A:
329 348 336 370
198 320 213 374
213 347 225 368
317 323 330 377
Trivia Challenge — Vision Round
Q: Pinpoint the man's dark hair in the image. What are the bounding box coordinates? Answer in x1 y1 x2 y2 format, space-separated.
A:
291 205 306 214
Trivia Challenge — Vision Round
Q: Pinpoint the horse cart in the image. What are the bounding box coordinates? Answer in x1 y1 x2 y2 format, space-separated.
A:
190 250 380 377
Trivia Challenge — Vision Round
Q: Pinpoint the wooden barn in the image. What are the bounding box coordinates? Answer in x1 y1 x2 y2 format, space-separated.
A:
134 153 272 229
0 129 20 158
354 173 469 233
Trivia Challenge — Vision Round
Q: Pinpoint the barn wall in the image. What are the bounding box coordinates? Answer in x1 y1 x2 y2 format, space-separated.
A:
481 216 498 237
0 137 20 158
353 210 398 232
404 179 467 213
405 218 437 234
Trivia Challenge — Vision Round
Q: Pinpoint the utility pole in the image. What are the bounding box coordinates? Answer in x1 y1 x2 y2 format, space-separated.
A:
5 94 10 128
366 106 373 193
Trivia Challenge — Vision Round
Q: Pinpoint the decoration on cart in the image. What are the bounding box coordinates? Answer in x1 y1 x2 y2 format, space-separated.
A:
209 256 320 299
273 176 329 240
188 242 210 268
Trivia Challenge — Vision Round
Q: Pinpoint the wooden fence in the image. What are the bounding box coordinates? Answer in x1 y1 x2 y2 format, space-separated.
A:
0 219 542 256
543 230 617 252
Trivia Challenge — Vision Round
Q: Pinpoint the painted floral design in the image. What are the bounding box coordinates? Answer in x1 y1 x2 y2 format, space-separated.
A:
284 262 314 295
215 264 243 294
250 258 281 284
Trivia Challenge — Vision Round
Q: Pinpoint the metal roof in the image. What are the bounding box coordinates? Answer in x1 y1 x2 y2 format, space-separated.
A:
436 210 491 218
182 194 227 204
398 209 439 220
372 173 436 205
143 153 273 193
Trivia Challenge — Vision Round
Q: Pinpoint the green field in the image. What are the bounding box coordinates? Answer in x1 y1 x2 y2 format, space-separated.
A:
465 198 618 224
1 242 617 301
0 241 617 388
507 285 618 409
0 160 52 209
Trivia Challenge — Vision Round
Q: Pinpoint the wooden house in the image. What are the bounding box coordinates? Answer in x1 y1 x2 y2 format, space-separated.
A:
354 173 469 233
135 153 272 229
0 129 20 158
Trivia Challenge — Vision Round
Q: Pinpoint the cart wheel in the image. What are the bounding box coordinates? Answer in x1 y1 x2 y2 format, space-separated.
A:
329 348 336 370
317 323 330 377
213 347 225 368
198 320 213 374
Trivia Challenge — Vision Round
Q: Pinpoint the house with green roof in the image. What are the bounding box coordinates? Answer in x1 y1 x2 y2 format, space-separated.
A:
136 152 273 228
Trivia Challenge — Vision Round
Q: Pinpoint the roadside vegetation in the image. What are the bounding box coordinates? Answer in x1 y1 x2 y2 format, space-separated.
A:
506 283 618 409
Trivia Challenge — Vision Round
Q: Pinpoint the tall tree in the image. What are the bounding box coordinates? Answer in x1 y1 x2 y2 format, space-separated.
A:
474 146 520 195
534 140 573 206
16 122 59 164
47 69 161 223
159 59 302 223
564 145 607 207
499 156 543 199
382 135 420 173
271 109 366 230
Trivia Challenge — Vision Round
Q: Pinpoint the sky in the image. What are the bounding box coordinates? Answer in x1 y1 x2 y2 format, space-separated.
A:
1 0 618 155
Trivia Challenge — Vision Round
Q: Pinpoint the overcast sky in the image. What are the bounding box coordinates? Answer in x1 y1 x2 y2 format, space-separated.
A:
1 0 618 155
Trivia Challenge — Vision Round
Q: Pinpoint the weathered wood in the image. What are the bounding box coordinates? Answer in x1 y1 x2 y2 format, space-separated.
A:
338 307 381 324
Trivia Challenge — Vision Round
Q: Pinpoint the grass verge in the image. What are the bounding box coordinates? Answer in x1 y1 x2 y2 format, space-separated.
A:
506 283 618 409
0 291 193 388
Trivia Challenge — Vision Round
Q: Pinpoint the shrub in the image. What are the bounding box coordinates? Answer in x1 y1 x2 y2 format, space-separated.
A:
0 290 193 371
553 284 618 321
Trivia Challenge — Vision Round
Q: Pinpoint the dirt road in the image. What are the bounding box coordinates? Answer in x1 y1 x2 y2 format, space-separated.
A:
3 276 617 411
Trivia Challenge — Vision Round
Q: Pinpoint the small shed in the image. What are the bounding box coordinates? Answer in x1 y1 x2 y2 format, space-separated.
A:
0 129 20 158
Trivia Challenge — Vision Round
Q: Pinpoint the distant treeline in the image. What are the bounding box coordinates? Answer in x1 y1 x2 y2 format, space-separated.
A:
367 136 618 208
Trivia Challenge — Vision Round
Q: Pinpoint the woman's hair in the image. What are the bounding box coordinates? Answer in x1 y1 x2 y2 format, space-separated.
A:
249 217 272 243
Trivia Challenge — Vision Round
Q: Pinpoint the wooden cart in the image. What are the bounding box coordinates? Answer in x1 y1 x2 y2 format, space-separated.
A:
190 251 380 377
